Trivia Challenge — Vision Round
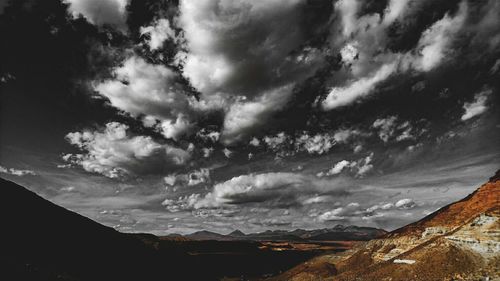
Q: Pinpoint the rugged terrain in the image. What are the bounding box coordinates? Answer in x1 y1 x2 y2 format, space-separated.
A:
267 171 500 281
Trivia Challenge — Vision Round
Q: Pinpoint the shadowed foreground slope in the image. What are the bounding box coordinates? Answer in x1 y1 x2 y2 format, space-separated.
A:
0 178 327 280
0 177 169 280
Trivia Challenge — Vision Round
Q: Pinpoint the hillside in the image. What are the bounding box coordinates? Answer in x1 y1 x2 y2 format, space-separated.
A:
267 170 500 281
0 178 168 280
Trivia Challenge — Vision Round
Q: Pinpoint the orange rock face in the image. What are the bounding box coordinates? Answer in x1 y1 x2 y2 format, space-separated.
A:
388 175 500 238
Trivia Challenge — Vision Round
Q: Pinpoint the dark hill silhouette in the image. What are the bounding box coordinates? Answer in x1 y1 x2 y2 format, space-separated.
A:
0 177 171 280
0 178 341 280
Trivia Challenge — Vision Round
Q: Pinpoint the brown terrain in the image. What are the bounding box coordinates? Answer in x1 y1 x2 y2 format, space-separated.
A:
266 170 500 281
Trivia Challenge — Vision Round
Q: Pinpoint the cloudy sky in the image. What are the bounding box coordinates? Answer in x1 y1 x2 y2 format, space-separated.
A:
0 0 499 235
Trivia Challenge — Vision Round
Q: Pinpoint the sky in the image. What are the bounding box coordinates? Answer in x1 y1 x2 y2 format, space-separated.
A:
0 0 499 235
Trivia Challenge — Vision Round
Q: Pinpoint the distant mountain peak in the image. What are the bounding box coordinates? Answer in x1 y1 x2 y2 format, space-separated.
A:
228 229 246 236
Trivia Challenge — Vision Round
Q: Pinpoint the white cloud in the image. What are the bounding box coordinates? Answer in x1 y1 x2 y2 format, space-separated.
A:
223 148 233 158
194 172 305 209
366 202 394 213
64 0 129 30
221 85 295 143
382 0 411 26
64 122 190 178
159 114 193 140
164 175 177 187
373 116 398 142
0 165 36 176
264 132 288 151
412 2 468 72
317 208 345 221
296 133 336 155
60 186 76 192
317 202 360 221
395 198 416 209
333 128 363 143
461 89 491 121
355 153 374 177
249 137 260 147
95 56 196 139
140 19 175 51
340 42 359 64
335 0 360 37
329 160 351 176
317 160 352 178
162 193 202 213
303 195 335 205
322 63 397 110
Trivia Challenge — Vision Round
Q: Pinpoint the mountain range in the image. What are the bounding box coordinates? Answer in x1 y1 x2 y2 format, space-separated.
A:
185 225 386 242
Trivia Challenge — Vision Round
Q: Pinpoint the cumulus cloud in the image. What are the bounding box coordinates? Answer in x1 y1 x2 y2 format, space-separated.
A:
264 132 288 151
296 133 336 155
159 114 193 140
188 173 302 209
394 198 416 209
94 56 197 139
249 137 260 147
0 165 36 176
365 198 416 218
317 160 351 178
461 89 491 121
64 0 129 30
355 153 374 177
64 122 190 178
317 202 361 221
373 116 398 142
